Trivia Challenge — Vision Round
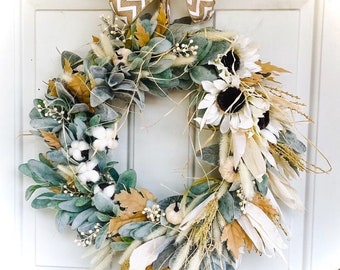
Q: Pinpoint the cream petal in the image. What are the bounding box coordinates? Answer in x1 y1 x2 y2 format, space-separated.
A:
197 94 215 109
261 129 277 144
220 116 230 133
232 131 246 168
213 79 228 91
201 80 218 94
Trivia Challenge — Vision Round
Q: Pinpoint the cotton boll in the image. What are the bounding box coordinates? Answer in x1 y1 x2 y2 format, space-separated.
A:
94 182 116 199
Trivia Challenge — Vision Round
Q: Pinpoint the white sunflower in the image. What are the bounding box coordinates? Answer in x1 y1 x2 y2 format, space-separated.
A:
210 35 261 85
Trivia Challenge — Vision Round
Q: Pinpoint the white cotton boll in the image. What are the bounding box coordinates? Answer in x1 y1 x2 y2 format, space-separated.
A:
92 126 106 139
113 48 132 67
78 170 100 184
93 139 107 152
77 160 100 184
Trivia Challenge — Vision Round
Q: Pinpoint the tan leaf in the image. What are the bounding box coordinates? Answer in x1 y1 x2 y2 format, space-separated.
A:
135 19 150 47
221 221 247 258
257 60 290 76
155 3 168 36
92 35 100 43
48 80 57 97
241 73 264 86
39 130 61 149
115 188 156 215
120 260 129 270
252 193 279 221
243 229 254 253
65 72 92 111
109 211 146 235
63 58 73 73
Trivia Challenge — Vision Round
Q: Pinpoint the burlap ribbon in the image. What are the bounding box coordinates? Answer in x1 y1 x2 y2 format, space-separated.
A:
109 0 215 24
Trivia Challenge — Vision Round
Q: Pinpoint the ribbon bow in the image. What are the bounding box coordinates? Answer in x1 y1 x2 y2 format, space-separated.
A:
109 0 216 25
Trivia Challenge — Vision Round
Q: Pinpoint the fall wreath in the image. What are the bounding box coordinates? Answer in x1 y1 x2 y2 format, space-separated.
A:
19 1 330 270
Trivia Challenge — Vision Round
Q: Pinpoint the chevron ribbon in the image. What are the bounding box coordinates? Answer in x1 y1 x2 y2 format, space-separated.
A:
109 0 215 24
186 0 215 23
109 0 156 24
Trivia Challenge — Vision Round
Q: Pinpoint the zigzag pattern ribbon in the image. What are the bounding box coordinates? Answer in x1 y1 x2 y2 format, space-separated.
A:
186 0 216 23
109 0 155 24
109 0 215 24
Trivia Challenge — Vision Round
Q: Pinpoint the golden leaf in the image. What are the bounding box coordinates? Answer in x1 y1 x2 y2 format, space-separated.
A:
92 35 100 43
63 58 73 74
241 73 264 86
49 186 62 194
257 60 290 76
115 188 156 215
39 130 62 149
109 211 146 235
252 193 279 221
66 72 92 110
135 19 150 47
120 260 129 270
221 221 247 258
155 3 168 36
48 80 57 97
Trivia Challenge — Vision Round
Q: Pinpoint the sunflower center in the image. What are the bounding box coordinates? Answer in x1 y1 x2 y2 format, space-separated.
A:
258 110 270 129
221 50 240 73
216 87 245 113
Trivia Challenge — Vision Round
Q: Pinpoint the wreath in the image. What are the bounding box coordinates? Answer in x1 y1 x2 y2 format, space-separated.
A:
19 1 330 270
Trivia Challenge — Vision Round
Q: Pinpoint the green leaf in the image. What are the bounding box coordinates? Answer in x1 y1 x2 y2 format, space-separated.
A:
69 103 89 114
196 144 219 166
25 184 45 200
95 223 109 249
30 118 60 131
71 208 96 230
108 72 125 87
58 197 90 212
89 115 101 126
96 212 113 222
131 222 160 240
61 51 82 70
55 82 75 104
199 40 230 65
26 159 66 185
92 192 114 213
118 221 149 238
148 59 173 74
55 210 71 232
31 193 55 209
90 85 113 107
75 196 91 207
148 37 172 54
110 241 130 251
256 174 268 195
218 192 235 223
116 169 137 193
280 130 307 154
189 181 217 196
94 103 119 123
189 65 218 84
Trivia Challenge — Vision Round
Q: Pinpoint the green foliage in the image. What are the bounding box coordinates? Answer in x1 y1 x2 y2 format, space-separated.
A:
115 169 137 193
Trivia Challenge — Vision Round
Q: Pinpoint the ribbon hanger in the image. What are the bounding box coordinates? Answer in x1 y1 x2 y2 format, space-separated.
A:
109 0 216 25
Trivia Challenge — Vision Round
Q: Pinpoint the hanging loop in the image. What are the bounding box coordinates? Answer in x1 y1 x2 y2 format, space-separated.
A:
109 0 215 25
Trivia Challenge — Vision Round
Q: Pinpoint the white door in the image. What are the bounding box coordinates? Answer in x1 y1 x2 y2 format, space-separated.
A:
4 0 337 269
